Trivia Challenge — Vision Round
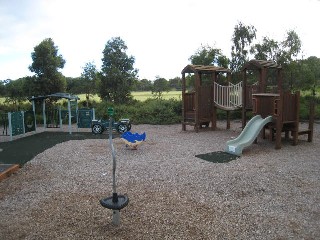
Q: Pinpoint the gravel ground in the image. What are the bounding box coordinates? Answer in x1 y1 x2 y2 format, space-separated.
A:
0 121 319 240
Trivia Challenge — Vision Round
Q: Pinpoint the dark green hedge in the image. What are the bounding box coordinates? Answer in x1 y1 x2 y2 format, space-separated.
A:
95 98 182 125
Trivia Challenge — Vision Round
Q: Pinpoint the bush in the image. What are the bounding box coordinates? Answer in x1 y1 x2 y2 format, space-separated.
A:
134 98 181 124
300 95 320 120
94 98 182 125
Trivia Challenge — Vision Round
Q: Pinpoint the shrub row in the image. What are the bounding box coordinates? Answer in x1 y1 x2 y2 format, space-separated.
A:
95 98 182 125
0 95 319 125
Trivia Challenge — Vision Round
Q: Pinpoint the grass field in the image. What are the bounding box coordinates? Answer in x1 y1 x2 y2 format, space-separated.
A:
0 91 182 104
2 89 319 104
132 91 181 101
76 91 182 102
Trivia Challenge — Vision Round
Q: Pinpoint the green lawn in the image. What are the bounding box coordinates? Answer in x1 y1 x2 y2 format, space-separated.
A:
76 91 182 102
132 91 182 101
0 91 182 105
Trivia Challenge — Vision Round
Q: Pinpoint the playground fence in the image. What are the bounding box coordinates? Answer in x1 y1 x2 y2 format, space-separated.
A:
0 111 37 141
0 112 9 136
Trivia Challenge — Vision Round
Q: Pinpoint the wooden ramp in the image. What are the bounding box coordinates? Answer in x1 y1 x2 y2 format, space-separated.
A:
0 164 19 181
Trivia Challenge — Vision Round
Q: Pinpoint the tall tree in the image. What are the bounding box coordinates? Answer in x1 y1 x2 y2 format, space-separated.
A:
249 30 303 90
4 78 26 109
189 44 229 68
152 77 170 99
100 37 138 103
230 22 257 74
278 30 302 65
251 30 302 66
0 81 5 96
168 77 182 90
288 56 320 91
80 61 99 107
29 38 66 96
133 79 153 91
250 36 279 62
65 77 83 94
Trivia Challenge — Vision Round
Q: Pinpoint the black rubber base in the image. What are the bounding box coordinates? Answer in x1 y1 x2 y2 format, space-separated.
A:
100 193 129 210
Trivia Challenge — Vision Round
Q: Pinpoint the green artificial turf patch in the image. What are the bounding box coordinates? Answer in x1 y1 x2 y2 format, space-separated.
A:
0 132 114 165
195 151 239 163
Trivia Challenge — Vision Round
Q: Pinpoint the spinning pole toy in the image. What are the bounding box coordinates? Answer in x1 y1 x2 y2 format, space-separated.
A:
100 107 129 225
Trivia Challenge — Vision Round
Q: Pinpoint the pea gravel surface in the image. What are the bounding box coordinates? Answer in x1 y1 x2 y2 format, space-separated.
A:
1 121 319 240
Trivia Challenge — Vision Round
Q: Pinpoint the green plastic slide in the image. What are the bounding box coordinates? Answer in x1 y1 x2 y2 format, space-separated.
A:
225 115 273 156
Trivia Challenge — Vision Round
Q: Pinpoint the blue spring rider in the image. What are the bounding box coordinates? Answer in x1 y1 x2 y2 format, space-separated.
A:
121 131 146 149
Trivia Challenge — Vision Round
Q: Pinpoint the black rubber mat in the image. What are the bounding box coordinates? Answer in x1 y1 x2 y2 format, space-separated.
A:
195 151 239 163
0 132 114 165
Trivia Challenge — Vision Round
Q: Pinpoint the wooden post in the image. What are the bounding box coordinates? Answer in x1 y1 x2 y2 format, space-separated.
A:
242 70 247 128
292 91 300 145
194 72 200 132
226 111 230 129
182 73 186 131
211 72 217 130
277 67 282 93
226 72 231 130
260 68 267 93
308 97 315 142
275 93 283 149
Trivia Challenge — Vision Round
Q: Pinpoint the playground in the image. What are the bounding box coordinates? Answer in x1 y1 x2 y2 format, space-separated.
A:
0 121 319 239
1 59 319 238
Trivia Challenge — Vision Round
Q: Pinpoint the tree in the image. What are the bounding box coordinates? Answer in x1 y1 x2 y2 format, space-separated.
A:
29 38 66 96
249 30 303 90
230 22 257 75
152 77 170 99
250 36 279 62
250 30 302 67
66 77 83 94
100 37 138 103
133 78 153 91
288 56 320 91
0 81 6 96
189 44 229 68
80 61 99 107
4 78 27 109
168 77 182 90
22 76 37 97
279 30 302 65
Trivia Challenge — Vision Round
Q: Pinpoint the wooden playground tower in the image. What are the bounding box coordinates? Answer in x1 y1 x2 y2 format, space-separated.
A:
242 59 314 149
181 60 314 150
181 65 242 132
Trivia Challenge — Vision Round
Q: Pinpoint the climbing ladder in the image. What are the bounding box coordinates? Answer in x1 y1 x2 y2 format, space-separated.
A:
213 81 243 110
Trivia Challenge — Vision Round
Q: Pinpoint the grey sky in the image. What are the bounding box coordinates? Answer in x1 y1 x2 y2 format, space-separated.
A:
0 0 319 80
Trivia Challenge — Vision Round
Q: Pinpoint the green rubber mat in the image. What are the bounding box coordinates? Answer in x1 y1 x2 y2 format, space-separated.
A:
195 151 239 163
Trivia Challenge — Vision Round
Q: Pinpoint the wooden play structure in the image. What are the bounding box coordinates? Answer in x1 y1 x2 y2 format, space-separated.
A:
181 61 314 150
181 65 242 132
242 59 314 149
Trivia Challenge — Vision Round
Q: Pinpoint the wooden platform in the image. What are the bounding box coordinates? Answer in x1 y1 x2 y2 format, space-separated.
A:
0 164 20 181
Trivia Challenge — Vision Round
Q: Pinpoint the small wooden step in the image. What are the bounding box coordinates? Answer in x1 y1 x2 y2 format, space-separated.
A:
298 129 311 135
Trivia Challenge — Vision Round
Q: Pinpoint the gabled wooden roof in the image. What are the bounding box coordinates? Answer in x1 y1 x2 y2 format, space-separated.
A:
181 64 231 74
242 59 281 70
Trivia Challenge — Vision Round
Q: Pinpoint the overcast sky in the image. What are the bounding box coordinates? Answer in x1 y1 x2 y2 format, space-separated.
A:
1 0 319 81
